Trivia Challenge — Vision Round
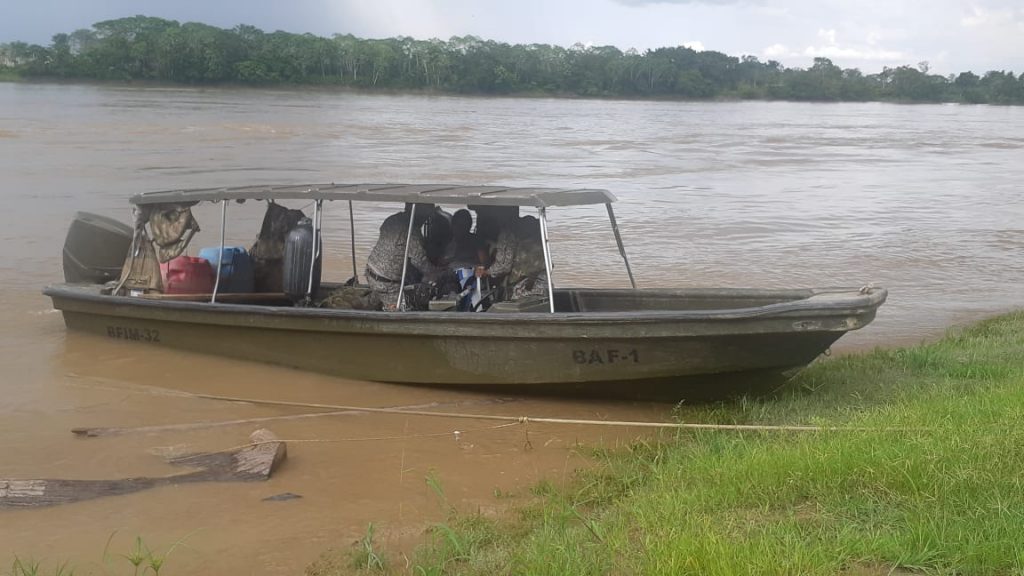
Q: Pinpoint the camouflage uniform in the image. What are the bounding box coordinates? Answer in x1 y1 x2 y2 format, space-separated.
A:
488 217 548 301
366 211 443 311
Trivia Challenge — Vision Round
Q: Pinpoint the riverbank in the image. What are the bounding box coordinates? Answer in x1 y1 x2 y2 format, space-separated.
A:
5 16 1023 105
3 74 1021 107
311 311 1024 574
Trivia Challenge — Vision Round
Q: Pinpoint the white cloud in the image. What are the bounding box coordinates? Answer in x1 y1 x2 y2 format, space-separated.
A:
960 5 1015 27
802 28 907 62
961 4 1024 35
683 40 705 51
765 28 907 65
763 43 789 58
763 26 909 68
802 44 907 61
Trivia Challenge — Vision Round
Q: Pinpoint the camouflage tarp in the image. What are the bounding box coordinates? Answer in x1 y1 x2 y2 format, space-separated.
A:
147 203 200 263
316 285 382 311
115 227 163 294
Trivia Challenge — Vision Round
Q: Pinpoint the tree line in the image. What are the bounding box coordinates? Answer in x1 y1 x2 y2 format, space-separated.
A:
2 15 1023 104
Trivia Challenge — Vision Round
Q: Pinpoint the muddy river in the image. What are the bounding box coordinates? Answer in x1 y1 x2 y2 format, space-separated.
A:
1 84 1022 574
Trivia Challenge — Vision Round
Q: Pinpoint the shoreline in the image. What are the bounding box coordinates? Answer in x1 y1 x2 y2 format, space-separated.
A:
5 311 1022 573
2 76 1015 107
307 310 1024 574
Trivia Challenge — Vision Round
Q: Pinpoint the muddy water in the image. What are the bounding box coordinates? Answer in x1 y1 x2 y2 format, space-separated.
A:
1 84 1022 573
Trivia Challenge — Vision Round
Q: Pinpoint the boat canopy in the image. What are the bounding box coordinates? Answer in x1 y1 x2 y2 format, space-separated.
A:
130 183 617 208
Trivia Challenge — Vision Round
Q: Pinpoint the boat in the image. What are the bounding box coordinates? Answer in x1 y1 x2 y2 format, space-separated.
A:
43 183 887 400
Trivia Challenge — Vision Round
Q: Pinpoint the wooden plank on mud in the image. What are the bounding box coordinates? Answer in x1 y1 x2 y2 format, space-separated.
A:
0 429 286 508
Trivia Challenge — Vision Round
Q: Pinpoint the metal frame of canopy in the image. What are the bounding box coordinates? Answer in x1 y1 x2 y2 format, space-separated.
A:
134 184 637 311
130 183 617 208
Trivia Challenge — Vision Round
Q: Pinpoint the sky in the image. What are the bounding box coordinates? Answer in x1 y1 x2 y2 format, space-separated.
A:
4 0 1024 75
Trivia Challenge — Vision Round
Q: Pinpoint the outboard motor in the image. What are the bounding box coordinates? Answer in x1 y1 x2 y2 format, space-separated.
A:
283 217 321 304
62 212 134 283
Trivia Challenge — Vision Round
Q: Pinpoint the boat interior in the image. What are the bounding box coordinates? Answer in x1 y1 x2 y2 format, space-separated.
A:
60 185 829 317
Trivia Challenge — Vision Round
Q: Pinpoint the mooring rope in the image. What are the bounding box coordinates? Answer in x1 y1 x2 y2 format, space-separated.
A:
65 375 926 435
206 422 524 456
185 392 925 433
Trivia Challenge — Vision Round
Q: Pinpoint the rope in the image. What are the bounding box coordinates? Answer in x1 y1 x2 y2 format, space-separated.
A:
276 422 519 444
188 392 927 433
66 380 523 437
198 422 521 456
66 375 926 435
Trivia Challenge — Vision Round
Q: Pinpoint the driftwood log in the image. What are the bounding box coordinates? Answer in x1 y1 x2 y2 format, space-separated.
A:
0 429 286 508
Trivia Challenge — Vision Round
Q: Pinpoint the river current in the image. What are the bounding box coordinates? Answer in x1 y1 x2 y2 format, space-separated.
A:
0 84 1021 573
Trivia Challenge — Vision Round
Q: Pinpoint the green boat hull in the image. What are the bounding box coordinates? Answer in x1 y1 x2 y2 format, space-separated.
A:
45 284 886 399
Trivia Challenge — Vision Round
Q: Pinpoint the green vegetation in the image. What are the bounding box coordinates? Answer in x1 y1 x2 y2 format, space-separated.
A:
111 535 178 576
7 558 74 576
2 16 1023 104
307 524 387 575
319 312 1024 575
5 534 185 576
353 524 387 573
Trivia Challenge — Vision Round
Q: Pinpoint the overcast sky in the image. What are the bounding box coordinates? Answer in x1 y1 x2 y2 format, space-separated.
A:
5 0 1024 75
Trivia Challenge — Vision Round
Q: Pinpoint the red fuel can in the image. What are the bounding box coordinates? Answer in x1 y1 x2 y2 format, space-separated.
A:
160 256 216 294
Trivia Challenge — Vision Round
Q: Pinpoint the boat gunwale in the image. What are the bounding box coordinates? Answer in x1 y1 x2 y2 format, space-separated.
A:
44 284 888 326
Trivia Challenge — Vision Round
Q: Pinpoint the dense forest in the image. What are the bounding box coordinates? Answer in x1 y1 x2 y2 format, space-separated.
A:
2 16 1023 104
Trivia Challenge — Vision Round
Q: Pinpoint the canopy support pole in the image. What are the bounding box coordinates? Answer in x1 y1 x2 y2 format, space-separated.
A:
396 204 417 310
113 207 141 296
348 200 358 283
307 199 322 302
210 199 227 303
605 203 636 289
538 206 556 313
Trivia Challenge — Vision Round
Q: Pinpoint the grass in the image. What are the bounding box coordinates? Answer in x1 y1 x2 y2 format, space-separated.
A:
307 523 390 576
398 312 1024 575
106 534 183 576
353 524 387 573
6 533 188 576
7 559 75 576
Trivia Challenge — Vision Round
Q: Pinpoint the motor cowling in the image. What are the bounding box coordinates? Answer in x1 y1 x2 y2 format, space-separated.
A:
62 212 134 284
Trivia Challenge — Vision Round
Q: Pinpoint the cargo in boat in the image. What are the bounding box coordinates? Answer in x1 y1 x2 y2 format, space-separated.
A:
43 183 887 399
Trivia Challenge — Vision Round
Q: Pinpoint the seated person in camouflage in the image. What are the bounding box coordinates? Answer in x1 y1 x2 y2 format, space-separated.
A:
365 203 446 311
475 215 547 301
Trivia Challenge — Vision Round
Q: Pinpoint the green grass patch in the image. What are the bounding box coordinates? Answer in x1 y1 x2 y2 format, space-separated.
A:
404 312 1024 575
5 533 190 576
308 524 388 575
